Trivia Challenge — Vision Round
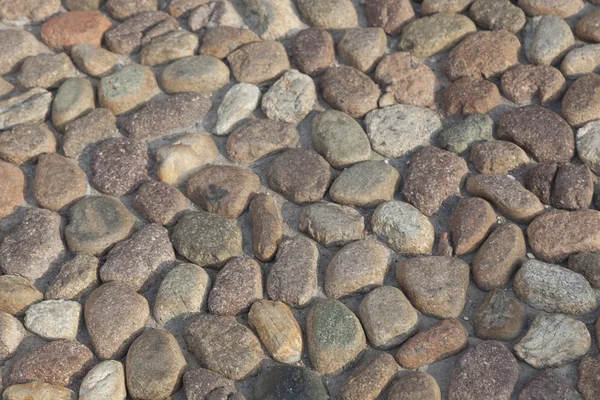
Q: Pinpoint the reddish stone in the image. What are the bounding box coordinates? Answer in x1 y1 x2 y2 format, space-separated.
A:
41 11 113 51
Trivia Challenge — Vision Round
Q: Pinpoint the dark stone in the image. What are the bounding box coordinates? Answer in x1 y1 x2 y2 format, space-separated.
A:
253 365 329 400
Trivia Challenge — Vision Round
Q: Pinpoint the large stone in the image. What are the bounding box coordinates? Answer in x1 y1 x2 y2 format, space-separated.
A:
320 66 380 118
261 69 316 124
254 365 328 400
0 161 25 218
126 329 187 400
208 257 262 316
156 134 218 186
104 11 179 55
133 181 190 226
62 109 120 159
519 0 584 18
98 65 161 116
297 0 357 29
32 153 87 212
161 56 230 94
329 161 399 208
515 312 591 368
578 355 600 400
396 318 468 369
79 360 126 400
0 275 42 316
171 211 243 269
249 193 282 262
338 353 397 400
524 15 574 66
85 282 150 360
442 77 500 117
267 235 318 308
248 300 303 364
216 84 261 136
473 223 526 291
325 240 389 299
500 64 566 105
365 0 415 36
46 253 99 301
473 289 526 341
562 73 600 128
561 45 600 79
298 202 364 248
292 28 335 77
51 77 95 132
358 286 418 349
0 208 64 283
0 88 52 130
306 300 366 375
525 163 558 205
403 146 468 216
387 372 441 400
122 93 212 140
519 371 583 400
3 381 76 400
576 9 600 42
0 123 55 165
397 256 469 318
469 140 529 175
469 0 526 33
227 41 290 84
24 300 81 341
0 30 39 75
448 341 518 400
0 0 60 22
71 44 120 78
243 0 305 40
17 53 75 90
527 210 600 262
514 260 597 314
398 13 477 58
551 164 593 210
200 26 259 59
577 120 600 175
0 311 26 362
184 314 263 380
41 11 113 51
371 200 435 256
141 30 198 67
226 119 298 164
465 174 544 223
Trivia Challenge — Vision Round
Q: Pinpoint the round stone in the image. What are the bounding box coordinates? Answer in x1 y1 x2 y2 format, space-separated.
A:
62 109 119 160
133 181 190 226
0 0 60 21
208 257 263 316
338 27 386 73
438 113 493 155
17 53 75 90
52 77 95 132
261 69 316 124
525 163 558 205
98 64 161 116
442 77 501 117
71 44 120 78
469 140 530 174
227 41 290 85
562 73 600 128
292 28 335 77
298 202 365 248
551 164 593 210
161 56 230 94
142 30 198 66
500 64 566 105
80 360 126 400
41 11 113 51
24 300 81 341
569 252 600 289
32 153 87 212
330 161 400 208
320 66 380 118
104 11 179 55
524 15 574 66
576 9 600 43
561 45 600 79
520 371 582 400
578 355 600 400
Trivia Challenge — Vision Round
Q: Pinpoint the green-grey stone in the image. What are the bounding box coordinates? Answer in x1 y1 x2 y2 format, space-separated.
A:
254 365 329 400
437 113 493 154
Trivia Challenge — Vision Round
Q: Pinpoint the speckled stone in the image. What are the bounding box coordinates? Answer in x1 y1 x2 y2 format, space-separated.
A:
208 257 262 316
0 30 40 75
3 381 76 400
551 164 593 210
338 353 397 400
437 113 493 154
473 289 526 341
79 360 126 400
71 44 120 78
519 0 584 18
524 15 574 66
249 193 282 262
0 161 25 218
98 64 161 116
200 26 259 59
41 11 113 51
188 0 245 31
24 300 81 341
51 77 95 132
469 140 530 175
0 88 52 131
0 0 61 21
387 372 441 400
330 161 400 208
500 64 566 105
156 134 219 186
562 73 600 128
227 41 290 84
568 252 600 288
320 66 380 118
0 123 55 165
46 253 99 301
470 0 526 33
298 202 364 247
442 77 500 117
216 83 261 136
525 163 557 205
450 197 496 256
62 108 120 160
365 0 415 36
106 0 157 20
254 365 328 400
133 181 189 227
519 371 583 400
226 119 298 164
32 153 87 212
141 30 198 67
161 55 230 95
576 9 600 43
578 355 600 400
17 53 75 90
0 311 26 362
0 275 42 316
292 28 335 77
261 69 316 124
338 28 386 73
104 11 179 55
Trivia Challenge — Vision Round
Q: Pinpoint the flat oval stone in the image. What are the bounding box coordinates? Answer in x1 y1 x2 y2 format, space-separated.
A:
51 77 95 132
561 44 600 79
65 196 135 256
171 211 243 269
0 30 40 75
527 209 600 262
62 108 119 160
3 381 76 400
107 0 157 20
325 239 389 299
126 329 187 400
133 181 190 226
562 73 600 128
524 15 574 66
46 253 99 301
208 257 262 316
297 0 357 29
104 11 179 55
254 365 328 400
141 30 198 67
32 153 87 212
200 26 259 59
365 105 442 158
519 0 584 18
500 64 566 105
298 202 365 248
372 200 435 256
267 149 332 204
330 161 400 208
448 341 518 400
519 370 583 400
398 13 476 58
186 165 260 219
248 300 303 364
473 289 526 341
0 161 25 218
0 311 26 362
388 372 441 400
161 55 230 94
267 235 318 308
465 174 544 223
515 312 591 368
396 318 468 369
17 53 75 91
249 193 282 262
442 77 500 117
514 259 597 314
261 69 316 124
449 197 496 256
71 44 119 78
216 83 261 136
306 299 366 375
321 66 380 118
0 275 42 316
292 28 335 77
227 41 290 84
0 123 56 165
469 0 526 33
473 223 526 291
8 340 94 387
397 256 469 318
41 11 113 51
365 0 415 36
403 146 468 216
226 119 298 165
85 282 149 360
0 88 53 131
338 353 397 400
80 360 126 400
24 300 81 341
469 140 529 174
98 64 161 116
358 286 418 349
311 110 371 169
184 314 263 380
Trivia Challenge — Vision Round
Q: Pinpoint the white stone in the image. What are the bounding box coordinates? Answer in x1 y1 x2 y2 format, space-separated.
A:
0 311 26 361
80 360 127 400
262 70 316 124
561 44 600 79
524 15 574 66
243 0 307 40
215 83 261 136
577 120 600 175
24 300 81 340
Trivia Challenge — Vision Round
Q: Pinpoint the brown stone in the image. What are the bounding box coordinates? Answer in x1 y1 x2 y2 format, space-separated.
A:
576 9 600 43
365 0 415 35
298 202 365 248
0 275 42 316
104 11 179 55
375 52 438 108
208 257 262 316
62 109 120 160
500 64 566 104
442 77 500 117
568 252 600 288
8 340 94 387
17 53 75 90
528 210 600 263
200 26 259 59
403 146 469 216
183 368 235 400
2 381 76 400
473 223 526 291
473 289 526 341
469 140 529 174
562 73 600 128
450 197 496 256
249 193 282 262
41 11 113 51
267 149 332 204
551 164 593 210
297 0 358 29
0 30 40 75
71 44 119 78
519 0 584 18
0 123 55 165
321 66 380 118
520 371 582 400
0 160 25 218
396 319 468 370
187 165 260 219
32 153 87 212
133 181 190 226
226 119 299 165
106 0 157 20
387 372 441 400
397 256 469 319
498 105 574 163
466 174 544 223
46 253 99 300
227 41 290 84
0 0 60 21
579 355 600 400
524 163 557 205
292 28 336 77
338 28 386 73
338 353 397 400
444 30 520 81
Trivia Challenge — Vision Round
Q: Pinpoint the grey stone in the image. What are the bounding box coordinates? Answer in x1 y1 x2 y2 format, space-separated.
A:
561 44 600 79
568 252 600 288
106 0 157 20
79 360 126 400
24 300 81 341
0 123 55 165
161 56 230 94
71 44 120 78
0 311 26 362
0 88 52 130
62 108 120 159
330 161 400 208
133 181 191 226
243 0 306 40
576 120 600 175
200 26 259 60
469 0 526 33
17 53 75 90
254 365 328 400
338 353 397 400
46 253 100 301
141 30 199 67
98 64 161 115
188 0 245 31
261 70 316 124
469 140 529 175
524 15 574 66
52 77 95 132
297 0 358 29
298 202 365 248
292 28 335 77
215 83 261 136
208 257 263 316
519 371 583 400
183 368 235 400
437 113 493 154
104 11 179 55
0 30 40 75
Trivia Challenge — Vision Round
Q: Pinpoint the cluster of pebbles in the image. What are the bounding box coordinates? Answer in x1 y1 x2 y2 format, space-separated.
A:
2 0 600 399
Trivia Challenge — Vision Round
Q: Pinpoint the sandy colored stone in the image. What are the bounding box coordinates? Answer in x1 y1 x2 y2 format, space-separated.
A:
85 282 150 360
421 0 473 15
473 223 526 291
41 11 113 51
71 44 120 78
297 0 357 29
248 299 303 364
396 319 468 369
62 108 120 160
358 286 418 349
473 289 526 341
321 66 380 118
576 9 600 43
79 360 126 400
243 0 306 40
32 153 87 212
46 253 99 301
188 0 245 31
104 11 179 55
528 209 600 263
208 257 262 316
0 311 26 362
470 140 529 174
0 124 55 165
0 161 25 218
442 77 500 117
0 29 39 75
330 161 399 208
228 41 290 84
3 381 76 400
519 0 584 18
562 73 600 128
365 0 415 36
157 134 218 186
469 0 526 33
133 181 190 226
397 256 469 318
0 88 52 131
338 28 386 73
465 174 544 223
24 300 81 341
0 0 60 21
500 64 566 105
578 355 600 400
216 83 261 136
267 235 318 308
226 119 298 164
249 193 282 262
161 56 230 94
0 275 42 316
141 30 198 67
52 77 95 133
338 353 397 400
17 53 75 90
292 28 335 77
403 146 468 216
262 69 316 124
561 45 600 79
106 0 157 20
200 26 259 59
524 15 574 66
388 372 441 400
98 64 161 116
450 197 496 256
